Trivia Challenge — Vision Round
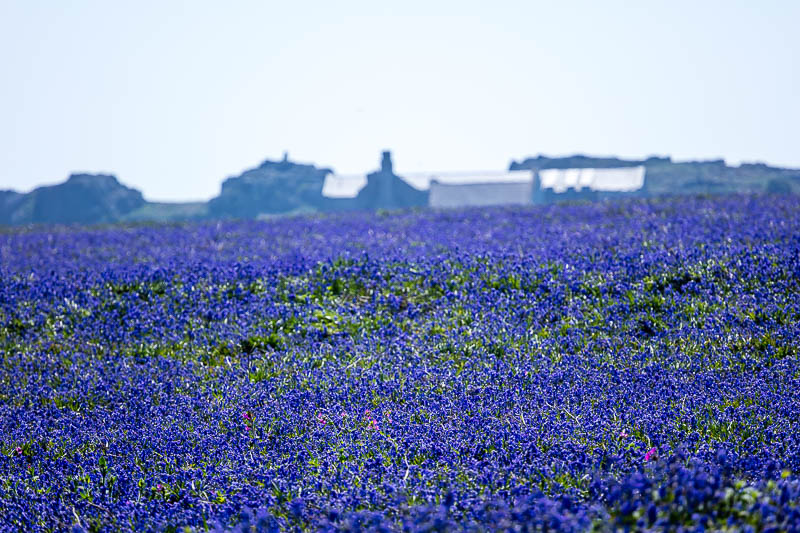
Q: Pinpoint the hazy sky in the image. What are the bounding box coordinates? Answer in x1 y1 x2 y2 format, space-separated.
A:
1 1 798 201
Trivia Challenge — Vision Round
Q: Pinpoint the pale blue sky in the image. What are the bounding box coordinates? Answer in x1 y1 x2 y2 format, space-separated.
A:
1 1 798 201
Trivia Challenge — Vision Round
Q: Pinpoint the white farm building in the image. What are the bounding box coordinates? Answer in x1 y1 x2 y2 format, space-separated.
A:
321 170 536 208
319 153 647 209
537 166 646 194
426 172 534 208
321 174 368 198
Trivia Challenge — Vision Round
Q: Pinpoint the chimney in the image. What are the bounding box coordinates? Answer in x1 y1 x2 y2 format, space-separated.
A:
380 151 393 173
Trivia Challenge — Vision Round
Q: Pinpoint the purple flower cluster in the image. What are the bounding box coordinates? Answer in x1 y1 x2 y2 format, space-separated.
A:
1 195 799 531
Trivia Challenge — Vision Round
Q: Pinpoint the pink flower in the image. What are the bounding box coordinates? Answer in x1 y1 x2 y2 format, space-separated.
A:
316 413 326 425
14 446 22 456
370 419 379 431
619 430 629 438
644 447 657 462
243 412 252 421
157 483 164 492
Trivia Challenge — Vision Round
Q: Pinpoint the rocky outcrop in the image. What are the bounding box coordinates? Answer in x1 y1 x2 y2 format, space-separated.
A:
0 190 23 225
510 154 668 171
510 155 800 198
1 174 145 225
643 159 800 196
208 155 332 218
2 152 798 227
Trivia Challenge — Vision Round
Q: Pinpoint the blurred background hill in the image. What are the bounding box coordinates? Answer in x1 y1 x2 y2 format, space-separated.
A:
1 151 798 225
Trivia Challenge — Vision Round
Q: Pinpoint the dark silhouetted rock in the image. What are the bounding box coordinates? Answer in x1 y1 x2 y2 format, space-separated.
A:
509 154 656 171
1 174 145 225
0 190 23 225
208 156 332 218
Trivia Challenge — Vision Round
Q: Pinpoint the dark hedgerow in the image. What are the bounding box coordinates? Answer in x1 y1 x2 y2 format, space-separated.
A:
0 194 799 531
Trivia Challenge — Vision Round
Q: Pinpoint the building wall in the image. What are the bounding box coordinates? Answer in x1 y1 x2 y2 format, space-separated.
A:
537 166 646 193
322 174 367 198
429 181 533 208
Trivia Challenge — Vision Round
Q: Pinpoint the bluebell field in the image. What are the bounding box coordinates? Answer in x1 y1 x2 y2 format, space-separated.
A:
1 195 799 531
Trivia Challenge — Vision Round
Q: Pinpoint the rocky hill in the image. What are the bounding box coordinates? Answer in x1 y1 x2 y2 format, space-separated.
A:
510 155 800 196
2 153 798 226
0 190 23 225
0 174 145 225
208 155 332 219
